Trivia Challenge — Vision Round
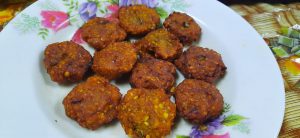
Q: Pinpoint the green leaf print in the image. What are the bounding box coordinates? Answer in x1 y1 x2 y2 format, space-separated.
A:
233 121 250 134
176 135 189 138
170 0 189 11
38 0 60 10
156 7 168 19
13 14 40 33
106 0 119 4
100 9 106 14
69 15 79 25
62 0 79 15
222 114 247 126
162 0 172 3
221 103 231 114
88 0 99 5
38 28 49 40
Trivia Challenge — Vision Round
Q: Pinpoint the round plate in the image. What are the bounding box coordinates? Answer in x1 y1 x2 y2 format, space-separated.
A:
0 0 284 138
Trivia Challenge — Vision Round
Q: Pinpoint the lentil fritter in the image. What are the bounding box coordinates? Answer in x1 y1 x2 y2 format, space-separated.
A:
118 88 176 138
130 56 176 92
92 42 137 80
175 79 224 124
175 46 226 83
81 17 127 50
135 29 183 61
63 75 121 130
163 12 201 45
119 5 160 35
43 41 92 84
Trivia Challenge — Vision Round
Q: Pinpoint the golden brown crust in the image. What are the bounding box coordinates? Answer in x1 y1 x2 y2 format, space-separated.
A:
43 41 92 84
175 46 226 83
119 5 160 35
163 12 201 45
130 57 176 92
118 88 176 138
63 75 121 130
135 29 183 61
175 79 223 124
81 17 127 50
92 42 137 80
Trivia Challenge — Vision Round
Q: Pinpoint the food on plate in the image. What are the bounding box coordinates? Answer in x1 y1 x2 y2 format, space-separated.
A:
63 75 121 130
175 46 226 83
43 41 92 84
92 42 137 80
135 29 183 61
118 88 176 138
81 17 127 50
175 79 224 124
163 12 201 45
130 56 176 92
118 5 160 35
40 3 230 135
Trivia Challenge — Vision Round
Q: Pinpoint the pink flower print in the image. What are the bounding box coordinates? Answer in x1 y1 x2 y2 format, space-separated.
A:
71 29 84 45
41 11 69 32
105 4 120 23
107 4 119 12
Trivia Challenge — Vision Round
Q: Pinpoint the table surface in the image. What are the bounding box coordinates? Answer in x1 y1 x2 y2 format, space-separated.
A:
1 1 299 137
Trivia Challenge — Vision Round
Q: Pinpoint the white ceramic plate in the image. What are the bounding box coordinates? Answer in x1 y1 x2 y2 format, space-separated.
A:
0 0 284 138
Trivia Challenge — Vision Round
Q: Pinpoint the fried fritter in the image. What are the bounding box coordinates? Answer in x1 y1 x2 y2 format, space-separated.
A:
118 88 176 138
92 42 137 80
81 17 127 50
43 41 92 84
135 29 183 61
130 56 176 92
175 79 224 124
119 5 160 35
63 75 121 130
163 12 201 45
175 46 226 83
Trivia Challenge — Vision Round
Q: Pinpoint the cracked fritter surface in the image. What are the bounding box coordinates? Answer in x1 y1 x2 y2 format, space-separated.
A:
175 46 226 83
92 42 137 80
81 17 127 50
118 88 176 138
119 5 160 35
163 12 201 45
175 79 223 124
130 57 176 92
135 29 183 61
43 41 92 84
63 75 121 130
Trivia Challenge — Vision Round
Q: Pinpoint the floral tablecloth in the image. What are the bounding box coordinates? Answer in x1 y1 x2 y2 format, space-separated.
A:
1 1 299 138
